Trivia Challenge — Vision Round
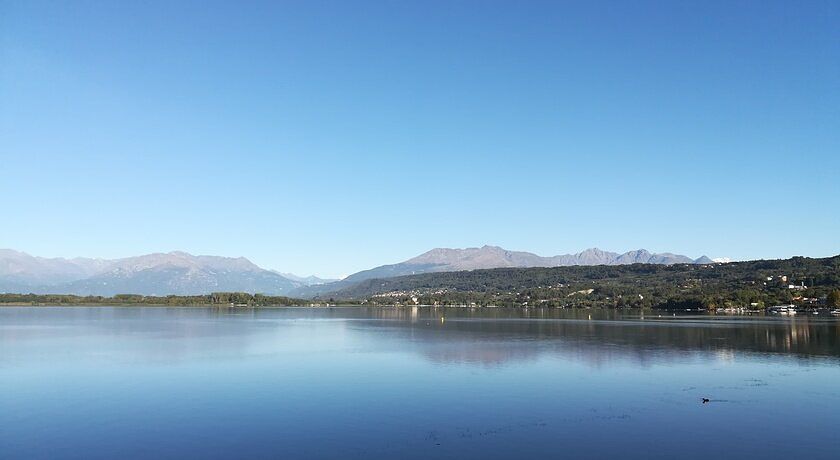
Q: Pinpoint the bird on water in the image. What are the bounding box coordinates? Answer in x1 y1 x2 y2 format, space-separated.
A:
702 398 710 404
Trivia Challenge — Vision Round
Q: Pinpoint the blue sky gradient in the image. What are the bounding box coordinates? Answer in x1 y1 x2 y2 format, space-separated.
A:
1 1 838 277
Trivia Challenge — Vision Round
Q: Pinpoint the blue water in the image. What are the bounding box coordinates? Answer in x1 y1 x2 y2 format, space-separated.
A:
1 307 839 459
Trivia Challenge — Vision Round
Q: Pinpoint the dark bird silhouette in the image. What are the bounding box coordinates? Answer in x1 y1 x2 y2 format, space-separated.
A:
702 398 710 404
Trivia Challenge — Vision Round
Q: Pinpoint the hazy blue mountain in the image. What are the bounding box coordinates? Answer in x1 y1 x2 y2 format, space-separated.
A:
547 248 619 266
2 246 714 297
0 249 110 286
0 250 299 296
276 272 339 286
611 249 695 265
288 245 711 298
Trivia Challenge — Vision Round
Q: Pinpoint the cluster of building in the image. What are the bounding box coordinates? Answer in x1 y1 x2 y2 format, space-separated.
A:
764 275 807 290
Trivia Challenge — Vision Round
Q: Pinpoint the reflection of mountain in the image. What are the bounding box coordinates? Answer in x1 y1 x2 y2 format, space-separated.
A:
6 307 837 370
346 307 840 367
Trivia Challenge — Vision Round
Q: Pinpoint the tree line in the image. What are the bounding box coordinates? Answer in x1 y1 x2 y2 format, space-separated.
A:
0 292 309 306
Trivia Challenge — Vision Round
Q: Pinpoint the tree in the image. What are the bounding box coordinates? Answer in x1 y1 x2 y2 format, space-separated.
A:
828 290 840 307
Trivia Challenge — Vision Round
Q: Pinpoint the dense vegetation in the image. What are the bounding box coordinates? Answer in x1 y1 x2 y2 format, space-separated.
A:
321 255 840 309
3 256 839 310
0 292 309 307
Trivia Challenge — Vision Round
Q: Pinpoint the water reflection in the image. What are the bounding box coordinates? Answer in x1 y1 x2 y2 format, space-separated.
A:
2 307 839 460
350 307 840 366
3 307 837 370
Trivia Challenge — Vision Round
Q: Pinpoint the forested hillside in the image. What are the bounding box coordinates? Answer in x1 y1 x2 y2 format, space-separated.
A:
320 255 840 309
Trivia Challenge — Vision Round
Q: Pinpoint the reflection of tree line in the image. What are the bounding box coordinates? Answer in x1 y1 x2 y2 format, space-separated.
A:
345 307 840 365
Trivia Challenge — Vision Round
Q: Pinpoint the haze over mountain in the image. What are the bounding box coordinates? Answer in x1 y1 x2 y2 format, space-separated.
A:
2 246 717 297
0 250 300 296
289 246 714 297
274 273 339 286
348 245 710 280
0 249 109 286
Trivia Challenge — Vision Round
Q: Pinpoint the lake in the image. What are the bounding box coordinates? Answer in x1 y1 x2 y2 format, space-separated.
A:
1 306 839 459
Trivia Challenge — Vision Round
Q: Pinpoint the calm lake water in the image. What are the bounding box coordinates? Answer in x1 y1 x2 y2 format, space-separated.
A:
1 307 839 459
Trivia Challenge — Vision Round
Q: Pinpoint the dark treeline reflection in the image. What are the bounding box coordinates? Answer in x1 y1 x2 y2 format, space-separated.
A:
4 307 838 368
332 307 840 366
4 309 840 460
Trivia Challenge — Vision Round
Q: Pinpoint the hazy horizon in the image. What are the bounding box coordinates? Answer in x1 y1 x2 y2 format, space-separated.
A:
2 1 838 278
1 244 834 280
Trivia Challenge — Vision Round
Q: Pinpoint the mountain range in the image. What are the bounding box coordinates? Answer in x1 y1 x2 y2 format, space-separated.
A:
1 246 715 297
274 272 338 286
0 249 301 296
289 246 714 297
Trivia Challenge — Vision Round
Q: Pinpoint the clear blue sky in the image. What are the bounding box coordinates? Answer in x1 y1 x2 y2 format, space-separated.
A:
1 1 838 278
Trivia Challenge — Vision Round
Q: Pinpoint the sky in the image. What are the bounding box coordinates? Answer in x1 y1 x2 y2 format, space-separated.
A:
1 0 838 278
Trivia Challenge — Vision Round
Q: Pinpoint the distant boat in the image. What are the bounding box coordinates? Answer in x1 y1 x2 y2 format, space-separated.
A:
831 309 840 316
767 305 797 315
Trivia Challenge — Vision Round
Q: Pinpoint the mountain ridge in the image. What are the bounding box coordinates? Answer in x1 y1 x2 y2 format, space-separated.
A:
0 250 300 296
289 245 714 297
1 246 717 297
274 272 339 286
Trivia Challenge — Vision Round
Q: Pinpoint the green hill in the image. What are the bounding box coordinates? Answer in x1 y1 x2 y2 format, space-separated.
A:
320 255 840 309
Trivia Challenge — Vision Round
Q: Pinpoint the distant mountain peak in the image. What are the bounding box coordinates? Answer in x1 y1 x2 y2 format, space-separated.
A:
3 245 717 298
276 272 339 286
0 249 299 296
579 247 607 254
287 245 717 298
